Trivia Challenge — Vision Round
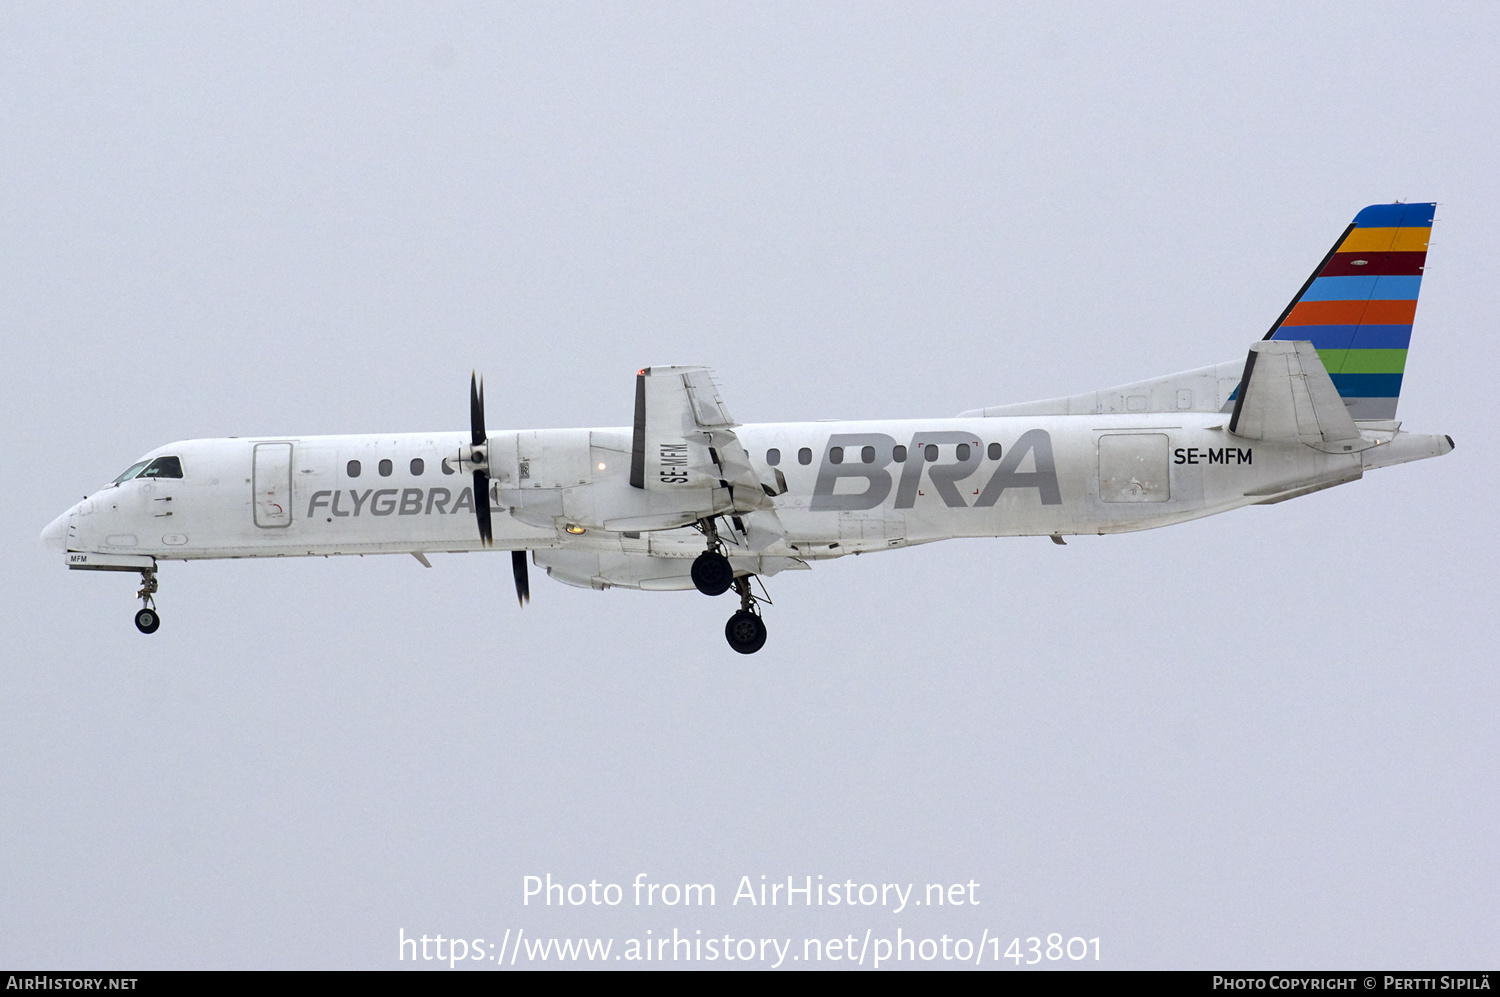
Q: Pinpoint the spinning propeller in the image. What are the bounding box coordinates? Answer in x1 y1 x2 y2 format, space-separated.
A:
466 373 529 606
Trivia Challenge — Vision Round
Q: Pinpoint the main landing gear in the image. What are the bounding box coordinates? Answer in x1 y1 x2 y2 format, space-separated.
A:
690 517 734 596
690 549 734 596
693 518 770 654
724 577 767 655
134 567 160 634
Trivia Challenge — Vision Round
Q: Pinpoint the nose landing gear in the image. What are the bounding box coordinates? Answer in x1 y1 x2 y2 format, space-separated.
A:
134 568 160 634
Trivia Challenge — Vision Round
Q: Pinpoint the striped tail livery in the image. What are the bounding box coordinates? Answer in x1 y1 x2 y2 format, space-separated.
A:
1264 202 1433 421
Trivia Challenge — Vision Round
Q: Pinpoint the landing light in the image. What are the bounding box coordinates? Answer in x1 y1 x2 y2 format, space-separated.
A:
565 524 586 535
597 462 606 470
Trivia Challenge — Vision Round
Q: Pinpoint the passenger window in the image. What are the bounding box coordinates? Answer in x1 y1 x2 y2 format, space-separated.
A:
924 444 939 462
893 445 907 463
440 457 455 475
798 447 812 465
379 459 393 477
767 448 781 466
410 458 425 476
113 461 150 484
988 442 1002 460
830 446 844 465
956 443 971 462
347 460 362 478
861 445 876 464
139 455 183 479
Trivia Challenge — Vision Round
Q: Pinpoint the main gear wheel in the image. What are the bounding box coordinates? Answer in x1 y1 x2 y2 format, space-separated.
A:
724 609 767 654
691 550 734 596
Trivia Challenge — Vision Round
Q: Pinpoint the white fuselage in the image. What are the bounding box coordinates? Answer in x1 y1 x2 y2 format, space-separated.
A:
46 414 1449 591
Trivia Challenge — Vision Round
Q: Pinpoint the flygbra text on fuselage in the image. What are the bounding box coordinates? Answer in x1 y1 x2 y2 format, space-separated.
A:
43 204 1455 653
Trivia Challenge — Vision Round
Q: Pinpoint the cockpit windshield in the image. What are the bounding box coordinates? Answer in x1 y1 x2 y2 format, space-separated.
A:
112 455 183 485
139 456 183 479
112 461 150 484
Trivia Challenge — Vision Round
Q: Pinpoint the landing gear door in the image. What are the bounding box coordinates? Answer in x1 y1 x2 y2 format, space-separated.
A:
253 442 294 528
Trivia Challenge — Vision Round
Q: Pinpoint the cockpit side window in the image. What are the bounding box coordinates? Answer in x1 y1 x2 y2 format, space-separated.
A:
113 461 150 484
139 456 183 479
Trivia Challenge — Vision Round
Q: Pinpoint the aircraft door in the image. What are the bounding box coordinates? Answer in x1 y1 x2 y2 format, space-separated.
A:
253 442 294 527
1098 433 1170 503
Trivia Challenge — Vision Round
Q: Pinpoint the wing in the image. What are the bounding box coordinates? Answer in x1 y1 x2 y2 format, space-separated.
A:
628 366 786 548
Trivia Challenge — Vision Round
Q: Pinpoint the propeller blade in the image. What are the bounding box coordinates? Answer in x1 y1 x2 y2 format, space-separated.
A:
512 550 530 606
468 372 493 546
474 470 492 546
470 372 486 446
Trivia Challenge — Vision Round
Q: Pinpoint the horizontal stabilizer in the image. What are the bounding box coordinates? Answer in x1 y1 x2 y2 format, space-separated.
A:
1228 341 1369 450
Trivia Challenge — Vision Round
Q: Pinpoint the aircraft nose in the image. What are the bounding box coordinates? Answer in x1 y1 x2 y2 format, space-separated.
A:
41 507 73 551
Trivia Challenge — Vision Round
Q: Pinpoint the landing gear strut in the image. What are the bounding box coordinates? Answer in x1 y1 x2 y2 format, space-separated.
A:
134 568 160 634
724 575 768 655
693 517 770 653
691 518 733 596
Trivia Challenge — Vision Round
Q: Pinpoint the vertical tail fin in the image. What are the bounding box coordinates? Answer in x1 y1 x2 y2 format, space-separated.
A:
1266 202 1434 420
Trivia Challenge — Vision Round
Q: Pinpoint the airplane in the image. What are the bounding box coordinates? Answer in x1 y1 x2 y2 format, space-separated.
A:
42 203 1454 654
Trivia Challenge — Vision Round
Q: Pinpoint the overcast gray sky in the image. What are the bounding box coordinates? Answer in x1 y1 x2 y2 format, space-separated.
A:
2 1 1495 970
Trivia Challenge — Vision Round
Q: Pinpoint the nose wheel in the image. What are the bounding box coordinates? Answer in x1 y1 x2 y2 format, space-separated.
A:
134 607 160 634
724 576 768 654
134 568 160 634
